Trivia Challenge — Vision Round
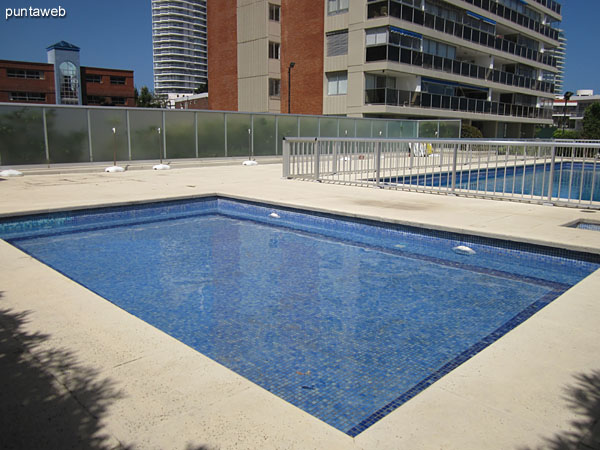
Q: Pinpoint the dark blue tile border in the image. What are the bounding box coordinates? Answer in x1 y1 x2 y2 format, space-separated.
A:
345 288 565 437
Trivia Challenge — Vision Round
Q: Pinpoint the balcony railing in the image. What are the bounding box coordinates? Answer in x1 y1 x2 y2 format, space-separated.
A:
529 0 561 15
367 1 557 67
365 88 553 120
365 46 555 94
457 0 560 41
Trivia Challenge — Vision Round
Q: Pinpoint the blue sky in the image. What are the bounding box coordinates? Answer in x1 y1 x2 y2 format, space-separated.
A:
0 1 598 95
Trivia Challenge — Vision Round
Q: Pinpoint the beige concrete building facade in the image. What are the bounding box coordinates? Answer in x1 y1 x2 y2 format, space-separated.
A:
210 0 563 138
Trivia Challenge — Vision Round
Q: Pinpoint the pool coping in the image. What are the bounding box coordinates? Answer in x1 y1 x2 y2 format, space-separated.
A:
1 164 599 449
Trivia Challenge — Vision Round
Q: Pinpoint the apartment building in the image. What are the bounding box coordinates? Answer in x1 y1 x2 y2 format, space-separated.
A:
152 0 208 99
0 41 135 107
546 29 565 95
553 90 600 133
207 0 562 138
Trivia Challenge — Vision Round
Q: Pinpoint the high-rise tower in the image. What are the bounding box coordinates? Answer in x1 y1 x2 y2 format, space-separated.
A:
152 0 207 97
553 30 566 95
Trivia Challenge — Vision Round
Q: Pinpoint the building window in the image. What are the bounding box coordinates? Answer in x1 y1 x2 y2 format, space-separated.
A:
422 39 456 59
327 72 347 95
7 69 44 79
112 97 126 105
365 27 388 46
86 96 103 105
269 79 280 98
328 0 349 15
110 76 126 85
9 92 46 102
269 4 280 21
390 28 422 50
269 42 280 60
59 61 79 104
86 74 102 83
326 30 348 57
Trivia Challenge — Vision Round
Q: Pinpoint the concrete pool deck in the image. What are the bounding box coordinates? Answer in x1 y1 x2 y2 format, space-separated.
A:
0 162 599 449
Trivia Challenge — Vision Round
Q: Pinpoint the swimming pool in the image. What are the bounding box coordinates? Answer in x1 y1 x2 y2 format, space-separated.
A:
388 162 599 201
1 197 598 436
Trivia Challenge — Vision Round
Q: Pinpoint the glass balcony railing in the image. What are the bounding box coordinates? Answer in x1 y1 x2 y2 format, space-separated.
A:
365 45 555 94
529 0 561 15
364 87 553 120
367 1 557 67
457 0 560 41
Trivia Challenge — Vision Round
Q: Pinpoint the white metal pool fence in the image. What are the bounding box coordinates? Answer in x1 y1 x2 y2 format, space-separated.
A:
283 138 600 208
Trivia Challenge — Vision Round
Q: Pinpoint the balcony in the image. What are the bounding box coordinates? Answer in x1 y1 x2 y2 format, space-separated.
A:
365 45 555 94
529 0 561 15
457 0 560 41
367 1 557 67
364 88 553 120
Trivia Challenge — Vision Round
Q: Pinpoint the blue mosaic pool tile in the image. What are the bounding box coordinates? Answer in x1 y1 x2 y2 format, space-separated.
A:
1 196 599 436
574 221 600 231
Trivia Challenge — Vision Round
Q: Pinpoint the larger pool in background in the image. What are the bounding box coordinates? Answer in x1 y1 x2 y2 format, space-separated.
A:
388 162 600 201
1 197 598 436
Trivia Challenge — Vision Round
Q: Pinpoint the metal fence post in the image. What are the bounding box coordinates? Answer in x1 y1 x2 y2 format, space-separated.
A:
282 138 290 178
451 144 458 194
161 110 167 160
314 138 320 181
333 140 338 174
87 109 93 162
42 107 50 167
126 109 132 161
194 112 199 158
375 140 382 187
546 145 556 204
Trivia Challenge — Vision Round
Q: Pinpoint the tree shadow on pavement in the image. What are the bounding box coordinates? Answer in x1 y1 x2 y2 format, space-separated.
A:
519 369 600 450
0 299 131 449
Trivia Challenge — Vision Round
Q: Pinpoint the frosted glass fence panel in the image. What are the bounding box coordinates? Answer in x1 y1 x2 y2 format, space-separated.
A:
388 120 417 138
338 118 356 137
0 104 460 166
372 120 387 138
319 118 338 137
89 109 128 162
253 115 277 156
277 115 299 154
166 111 195 159
299 116 319 138
0 105 46 164
418 121 440 138
197 111 225 158
226 114 252 157
356 120 372 138
46 107 90 163
129 110 162 160
439 120 461 138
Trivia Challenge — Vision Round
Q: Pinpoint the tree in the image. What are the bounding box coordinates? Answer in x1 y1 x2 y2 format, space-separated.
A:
135 86 156 108
194 82 208 94
461 124 483 138
552 128 579 140
582 102 600 139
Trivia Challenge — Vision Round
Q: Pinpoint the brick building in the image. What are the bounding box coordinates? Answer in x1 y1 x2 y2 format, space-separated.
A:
0 41 135 107
206 0 563 138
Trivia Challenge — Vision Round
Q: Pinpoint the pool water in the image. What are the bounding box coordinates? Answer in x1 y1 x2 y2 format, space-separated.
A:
391 162 600 201
1 197 598 436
